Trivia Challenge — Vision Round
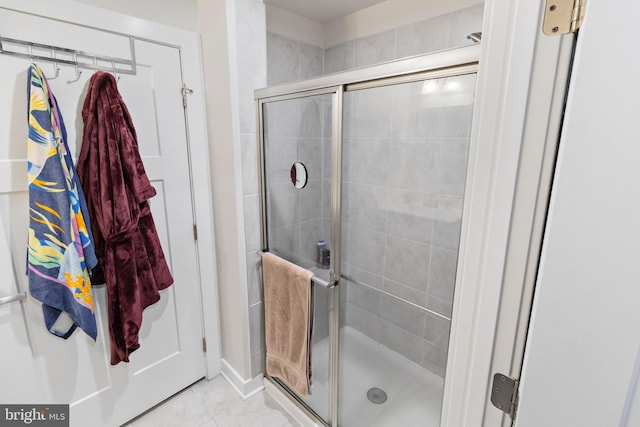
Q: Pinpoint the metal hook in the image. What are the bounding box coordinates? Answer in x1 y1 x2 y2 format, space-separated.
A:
111 59 121 82
67 52 82 84
47 50 60 80
27 44 34 63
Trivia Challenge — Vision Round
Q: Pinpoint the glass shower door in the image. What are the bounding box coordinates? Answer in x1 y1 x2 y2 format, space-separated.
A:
339 73 477 427
261 91 337 425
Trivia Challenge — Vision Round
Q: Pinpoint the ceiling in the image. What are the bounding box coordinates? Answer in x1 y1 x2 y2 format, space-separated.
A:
263 0 389 23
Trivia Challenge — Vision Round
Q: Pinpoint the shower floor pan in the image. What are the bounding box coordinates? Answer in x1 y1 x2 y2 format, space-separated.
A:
303 326 444 427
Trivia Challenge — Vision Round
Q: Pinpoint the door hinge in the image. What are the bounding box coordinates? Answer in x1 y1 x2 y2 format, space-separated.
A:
193 224 198 241
181 84 194 107
490 373 519 420
543 0 585 35
202 337 207 353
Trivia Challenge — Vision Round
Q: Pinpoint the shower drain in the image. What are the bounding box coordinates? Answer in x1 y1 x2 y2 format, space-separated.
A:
367 387 387 404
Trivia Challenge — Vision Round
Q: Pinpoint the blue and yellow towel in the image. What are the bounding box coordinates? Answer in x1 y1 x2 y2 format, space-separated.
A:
27 64 98 340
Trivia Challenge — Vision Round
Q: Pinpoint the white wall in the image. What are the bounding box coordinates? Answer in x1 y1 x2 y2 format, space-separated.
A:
198 0 267 391
75 0 198 30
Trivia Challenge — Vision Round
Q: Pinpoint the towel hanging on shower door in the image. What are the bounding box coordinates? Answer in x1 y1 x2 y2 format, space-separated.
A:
26 64 99 340
262 252 314 397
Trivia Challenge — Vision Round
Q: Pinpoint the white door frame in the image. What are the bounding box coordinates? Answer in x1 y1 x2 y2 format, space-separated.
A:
442 0 575 425
0 0 221 378
515 0 640 425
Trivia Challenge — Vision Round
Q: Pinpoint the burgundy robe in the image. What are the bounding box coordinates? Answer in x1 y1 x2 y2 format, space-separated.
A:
77 72 173 365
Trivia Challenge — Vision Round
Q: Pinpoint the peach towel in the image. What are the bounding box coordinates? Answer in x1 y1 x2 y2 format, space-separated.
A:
262 252 314 397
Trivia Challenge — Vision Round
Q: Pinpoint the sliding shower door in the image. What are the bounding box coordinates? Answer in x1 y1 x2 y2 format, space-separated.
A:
338 74 476 427
261 91 339 425
257 45 480 427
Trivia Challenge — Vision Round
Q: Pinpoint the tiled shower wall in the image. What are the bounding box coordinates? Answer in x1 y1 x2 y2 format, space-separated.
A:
323 3 484 73
263 96 332 268
247 2 484 378
340 78 475 377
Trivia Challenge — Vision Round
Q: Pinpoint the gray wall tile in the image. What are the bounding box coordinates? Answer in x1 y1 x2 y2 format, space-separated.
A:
386 188 436 244
441 105 474 138
448 3 485 48
237 66 265 135
342 264 384 289
381 293 426 337
322 98 333 151
392 95 443 138
354 29 397 68
428 246 458 303
300 98 323 138
267 183 299 227
249 302 264 366
346 303 383 342
426 294 453 318
270 224 300 263
349 183 388 233
380 320 423 365
322 137 333 185
347 138 390 186
244 194 261 253
387 141 440 194
299 137 322 181
433 195 463 250
247 251 263 306
300 42 324 80
347 226 386 276
324 40 355 74
349 282 383 314
384 235 430 291
266 136 297 187
396 15 450 59
267 32 299 85
347 86 393 138
299 179 323 223
264 98 300 138
436 137 470 196
423 311 451 349
421 340 447 378
241 133 259 196
315 284 331 316
300 219 323 264
338 223 350 266
323 179 334 222
235 0 266 71
384 278 428 308
251 350 265 377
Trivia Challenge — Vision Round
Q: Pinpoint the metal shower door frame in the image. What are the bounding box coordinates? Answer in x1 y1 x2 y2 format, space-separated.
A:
255 44 481 427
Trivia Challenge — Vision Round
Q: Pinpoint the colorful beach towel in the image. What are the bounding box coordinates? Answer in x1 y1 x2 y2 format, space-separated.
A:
26 64 98 340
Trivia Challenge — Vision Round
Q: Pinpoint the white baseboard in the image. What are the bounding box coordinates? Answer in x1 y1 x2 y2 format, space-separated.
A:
220 358 264 399
264 378 320 427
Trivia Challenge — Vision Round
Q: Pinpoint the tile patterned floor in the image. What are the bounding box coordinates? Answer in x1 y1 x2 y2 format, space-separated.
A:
123 376 298 427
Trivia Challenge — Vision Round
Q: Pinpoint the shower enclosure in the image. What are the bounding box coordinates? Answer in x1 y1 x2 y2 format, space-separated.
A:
256 45 479 427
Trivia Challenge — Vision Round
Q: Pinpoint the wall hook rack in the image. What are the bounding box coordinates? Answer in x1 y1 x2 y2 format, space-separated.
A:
0 34 137 76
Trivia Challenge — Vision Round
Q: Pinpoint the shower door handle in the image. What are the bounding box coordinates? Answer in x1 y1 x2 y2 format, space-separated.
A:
0 291 27 306
312 276 337 289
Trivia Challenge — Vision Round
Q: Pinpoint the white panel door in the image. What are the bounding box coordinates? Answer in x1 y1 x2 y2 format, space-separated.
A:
0 9 206 427
515 1 640 426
